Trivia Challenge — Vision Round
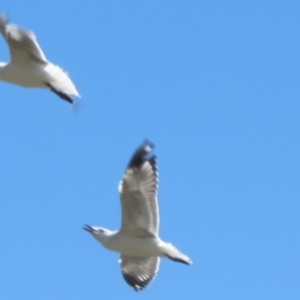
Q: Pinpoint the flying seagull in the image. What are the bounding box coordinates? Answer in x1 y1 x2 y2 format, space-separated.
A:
84 140 192 291
0 13 79 104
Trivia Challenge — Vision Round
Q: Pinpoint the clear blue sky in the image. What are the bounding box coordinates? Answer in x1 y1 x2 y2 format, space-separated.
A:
0 1 299 299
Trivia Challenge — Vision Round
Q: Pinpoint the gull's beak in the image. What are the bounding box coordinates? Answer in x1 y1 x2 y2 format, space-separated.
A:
83 224 94 233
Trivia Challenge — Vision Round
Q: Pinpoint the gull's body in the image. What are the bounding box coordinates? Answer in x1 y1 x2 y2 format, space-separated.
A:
0 14 79 104
84 141 192 291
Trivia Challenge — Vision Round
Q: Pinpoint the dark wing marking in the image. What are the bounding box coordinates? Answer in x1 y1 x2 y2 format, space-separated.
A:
120 255 160 291
119 140 159 237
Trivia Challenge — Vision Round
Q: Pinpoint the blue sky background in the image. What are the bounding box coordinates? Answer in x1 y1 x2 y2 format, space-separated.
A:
0 1 299 299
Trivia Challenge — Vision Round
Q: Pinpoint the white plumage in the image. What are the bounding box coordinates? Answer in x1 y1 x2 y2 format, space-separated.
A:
84 140 192 291
0 13 79 104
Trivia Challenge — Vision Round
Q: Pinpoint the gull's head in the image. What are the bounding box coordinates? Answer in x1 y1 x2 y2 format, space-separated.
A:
83 224 112 242
83 224 114 248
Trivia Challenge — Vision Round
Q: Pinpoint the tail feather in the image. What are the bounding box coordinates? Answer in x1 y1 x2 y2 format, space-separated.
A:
165 253 192 265
164 243 192 265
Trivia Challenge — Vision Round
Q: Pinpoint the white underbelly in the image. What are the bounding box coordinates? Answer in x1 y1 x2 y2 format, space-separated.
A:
108 234 164 257
1 63 47 87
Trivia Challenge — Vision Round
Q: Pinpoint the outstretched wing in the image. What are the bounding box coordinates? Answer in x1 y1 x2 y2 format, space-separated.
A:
0 13 47 64
119 255 160 291
118 140 159 237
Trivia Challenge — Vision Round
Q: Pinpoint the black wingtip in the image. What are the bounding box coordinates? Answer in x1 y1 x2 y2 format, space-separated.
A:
122 273 152 291
127 140 156 169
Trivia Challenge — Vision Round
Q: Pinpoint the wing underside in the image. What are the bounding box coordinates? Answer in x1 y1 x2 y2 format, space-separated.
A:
119 141 159 237
120 255 160 291
0 13 47 64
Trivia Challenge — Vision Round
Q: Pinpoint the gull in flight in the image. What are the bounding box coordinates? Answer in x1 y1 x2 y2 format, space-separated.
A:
0 14 79 104
84 140 192 291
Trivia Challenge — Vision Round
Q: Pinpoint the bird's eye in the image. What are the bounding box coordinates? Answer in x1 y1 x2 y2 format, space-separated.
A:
99 229 104 233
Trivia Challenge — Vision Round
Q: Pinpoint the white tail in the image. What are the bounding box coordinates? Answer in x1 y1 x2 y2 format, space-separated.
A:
163 243 192 265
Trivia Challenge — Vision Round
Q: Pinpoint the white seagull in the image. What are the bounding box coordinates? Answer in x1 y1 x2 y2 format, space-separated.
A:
84 140 192 291
0 13 79 104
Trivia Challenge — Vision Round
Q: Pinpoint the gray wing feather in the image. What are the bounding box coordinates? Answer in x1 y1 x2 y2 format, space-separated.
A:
119 141 159 237
0 14 47 64
120 255 160 291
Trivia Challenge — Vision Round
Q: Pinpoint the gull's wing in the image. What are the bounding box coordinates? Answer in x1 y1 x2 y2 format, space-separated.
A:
119 255 160 291
0 14 47 64
118 140 159 237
